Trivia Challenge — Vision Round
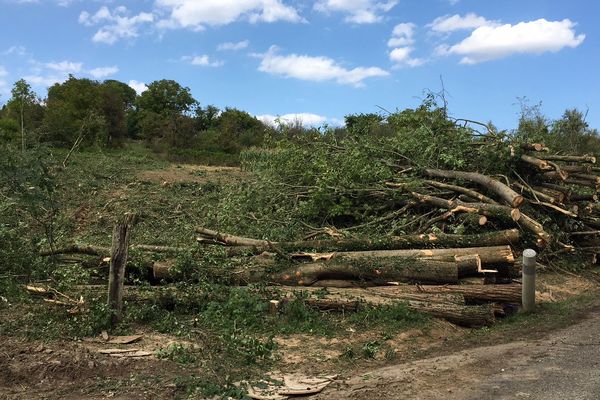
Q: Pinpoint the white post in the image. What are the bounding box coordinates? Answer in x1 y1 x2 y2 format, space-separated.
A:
522 249 537 312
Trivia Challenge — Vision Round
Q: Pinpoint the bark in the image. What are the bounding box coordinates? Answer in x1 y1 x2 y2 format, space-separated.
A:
195 227 273 247
564 179 600 190
520 155 553 171
520 143 549 152
540 171 569 181
325 245 515 266
424 180 498 204
223 229 520 256
538 154 597 164
569 173 600 184
41 244 188 257
260 258 461 285
423 168 524 207
568 193 599 202
276 286 494 326
513 183 558 204
107 214 134 325
533 186 567 203
561 165 593 173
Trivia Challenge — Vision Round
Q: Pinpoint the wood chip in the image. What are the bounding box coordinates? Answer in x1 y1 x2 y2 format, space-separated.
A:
109 350 153 358
107 334 143 344
98 348 140 354
101 330 109 341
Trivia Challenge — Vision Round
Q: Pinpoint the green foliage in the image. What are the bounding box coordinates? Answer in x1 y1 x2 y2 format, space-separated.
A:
156 343 197 364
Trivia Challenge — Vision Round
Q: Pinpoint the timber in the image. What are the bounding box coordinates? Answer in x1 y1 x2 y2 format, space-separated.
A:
221 229 520 256
538 154 597 164
423 168 525 207
107 214 134 324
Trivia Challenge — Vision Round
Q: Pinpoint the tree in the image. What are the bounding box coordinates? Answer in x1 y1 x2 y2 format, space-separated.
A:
135 80 197 145
6 80 41 151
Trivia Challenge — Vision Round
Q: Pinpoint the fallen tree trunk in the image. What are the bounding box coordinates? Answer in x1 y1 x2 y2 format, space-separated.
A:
423 180 498 204
538 154 597 164
411 193 549 246
41 244 188 257
520 154 553 171
222 229 520 256
520 143 549 152
423 168 524 207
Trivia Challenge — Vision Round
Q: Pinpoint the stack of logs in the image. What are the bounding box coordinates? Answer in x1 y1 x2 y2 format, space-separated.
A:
40 144 600 327
192 227 521 327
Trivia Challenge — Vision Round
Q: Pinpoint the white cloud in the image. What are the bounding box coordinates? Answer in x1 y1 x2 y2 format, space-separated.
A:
128 80 148 94
45 61 83 73
22 75 66 87
79 6 154 44
217 40 250 51
182 55 224 67
387 23 424 67
387 22 415 47
428 13 492 33
0 66 7 78
314 0 397 24
258 46 388 87
439 18 585 64
88 66 119 78
257 113 330 126
3 46 27 56
155 0 303 30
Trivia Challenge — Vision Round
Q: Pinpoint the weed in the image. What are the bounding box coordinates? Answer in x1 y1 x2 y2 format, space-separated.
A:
155 343 197 364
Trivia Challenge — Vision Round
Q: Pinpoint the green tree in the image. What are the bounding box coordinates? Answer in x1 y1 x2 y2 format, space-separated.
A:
5 80 43 151
135 79 197 146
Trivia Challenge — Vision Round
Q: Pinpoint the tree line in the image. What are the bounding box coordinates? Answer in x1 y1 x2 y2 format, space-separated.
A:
0 76 267 165
0 77 598 165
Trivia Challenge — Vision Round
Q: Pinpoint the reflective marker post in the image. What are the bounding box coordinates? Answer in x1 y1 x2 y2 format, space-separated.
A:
522 249 537 312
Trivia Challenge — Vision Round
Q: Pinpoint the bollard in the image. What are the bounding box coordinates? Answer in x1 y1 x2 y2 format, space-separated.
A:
522 249 537 312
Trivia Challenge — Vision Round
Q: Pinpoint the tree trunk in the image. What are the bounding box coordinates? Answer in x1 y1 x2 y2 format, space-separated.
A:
222 229 520 256
538 154 596 164
423 180 498 204
423 168 524 207
520 154 553 171
107 214 134 325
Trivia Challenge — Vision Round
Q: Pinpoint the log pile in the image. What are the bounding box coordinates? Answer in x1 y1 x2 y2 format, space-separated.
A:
40 143 600 328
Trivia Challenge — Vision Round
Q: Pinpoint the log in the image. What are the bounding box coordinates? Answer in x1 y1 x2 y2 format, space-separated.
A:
411 192 549 246
513 183 557 204
568 193 598 202
411 192 521 222
276 286 494 327
520 143 549 152
327 245 515 266
195 227 272 247
533 186 567 203
561 165 593 173
540 171 569 181
107 214 134 324
41 244 187 257
538 154 596 164
424 168 524 207
520 155 553 171
569 173 600 184
262 258 461 285
222 229 520 256
424 180 498 204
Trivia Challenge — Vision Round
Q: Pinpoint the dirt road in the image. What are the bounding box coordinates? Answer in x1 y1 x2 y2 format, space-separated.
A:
318 309 600 399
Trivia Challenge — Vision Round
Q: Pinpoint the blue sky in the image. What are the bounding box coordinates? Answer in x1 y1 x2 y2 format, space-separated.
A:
0 0 598 130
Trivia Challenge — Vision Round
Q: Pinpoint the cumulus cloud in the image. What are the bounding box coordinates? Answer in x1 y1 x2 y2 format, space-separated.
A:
314 0 397 24
45 61 83 73
387 23 424 67
128 80 148 94
155 0 303 30
387 23 415 47
79 6 154 44
257 46 388 87
88 66 119 78
22 75 66 87
217 40 250 51
256 113 332 127
428 13 491 33
0 66 7 77
182 55 224 67
438 18 585 64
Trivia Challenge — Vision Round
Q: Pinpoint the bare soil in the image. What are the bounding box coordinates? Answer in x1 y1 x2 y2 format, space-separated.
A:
2 272 598 399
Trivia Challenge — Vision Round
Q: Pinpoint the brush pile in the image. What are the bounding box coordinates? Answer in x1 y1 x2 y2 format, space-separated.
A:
41 101 600 327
